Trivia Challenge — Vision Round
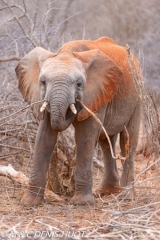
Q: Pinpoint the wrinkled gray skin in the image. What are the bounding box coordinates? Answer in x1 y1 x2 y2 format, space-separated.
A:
16 38 141 206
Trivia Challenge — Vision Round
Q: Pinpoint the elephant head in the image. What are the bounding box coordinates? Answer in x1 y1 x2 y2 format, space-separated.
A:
15 45 122 131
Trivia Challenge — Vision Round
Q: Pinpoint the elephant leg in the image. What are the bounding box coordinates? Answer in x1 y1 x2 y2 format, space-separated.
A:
95 135 120 195
70 118 101 206
120 104 141 187
21 111 58 206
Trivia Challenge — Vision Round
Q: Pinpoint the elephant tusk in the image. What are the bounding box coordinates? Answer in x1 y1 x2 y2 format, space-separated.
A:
70 104 77 114
40 101 48 112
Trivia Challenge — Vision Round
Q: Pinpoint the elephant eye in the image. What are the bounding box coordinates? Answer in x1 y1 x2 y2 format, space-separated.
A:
41 80 46 86
77 82 82 88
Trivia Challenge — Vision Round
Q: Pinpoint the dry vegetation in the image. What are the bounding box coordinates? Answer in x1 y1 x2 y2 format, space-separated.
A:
0 0 160 239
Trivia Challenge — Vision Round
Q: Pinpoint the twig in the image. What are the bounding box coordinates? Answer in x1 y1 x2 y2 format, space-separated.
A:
0 100 43 124
0 153 22 160
0 56 21 62
34 216 70 228
77 99 126 161
2 0 37 47
112 201 160 217
124 126 130 160
134 158 160 183
0 144 30 152
34 219 62 231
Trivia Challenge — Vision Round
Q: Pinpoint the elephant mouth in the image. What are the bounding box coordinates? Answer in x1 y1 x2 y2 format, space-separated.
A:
65 101 82 120
48 99 83 132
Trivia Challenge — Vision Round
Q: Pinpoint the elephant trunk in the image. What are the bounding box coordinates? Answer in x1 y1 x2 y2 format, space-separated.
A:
49 83 72 131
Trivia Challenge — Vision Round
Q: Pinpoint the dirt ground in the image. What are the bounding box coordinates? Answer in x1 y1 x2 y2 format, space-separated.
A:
0 152 160 240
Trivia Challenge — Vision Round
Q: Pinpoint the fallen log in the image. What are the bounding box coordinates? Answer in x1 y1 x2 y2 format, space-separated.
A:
0 164 65 203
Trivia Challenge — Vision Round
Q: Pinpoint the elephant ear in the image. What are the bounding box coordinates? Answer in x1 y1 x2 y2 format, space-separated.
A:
15 47 55 120
73 49 123 121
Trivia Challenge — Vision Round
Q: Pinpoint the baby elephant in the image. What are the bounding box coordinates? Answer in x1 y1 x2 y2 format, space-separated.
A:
15 37 141 206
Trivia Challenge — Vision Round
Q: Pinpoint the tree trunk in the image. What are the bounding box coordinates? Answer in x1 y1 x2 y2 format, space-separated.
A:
47 126 75 197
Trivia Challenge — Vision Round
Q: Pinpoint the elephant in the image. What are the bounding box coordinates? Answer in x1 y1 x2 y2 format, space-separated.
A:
15 37 141 206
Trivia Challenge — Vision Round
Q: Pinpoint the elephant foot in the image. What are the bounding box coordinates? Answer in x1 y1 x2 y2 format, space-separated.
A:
70 193 94 206
21 190 45 207
94 184 121 197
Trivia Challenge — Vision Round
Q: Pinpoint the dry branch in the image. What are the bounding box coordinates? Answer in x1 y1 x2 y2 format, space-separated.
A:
0 100 43 125
126 43 159 160
0 56 21 62
2 0 37 47
0 164 28 185
0 144 30 152
77 99 126 161
0 164 65 203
